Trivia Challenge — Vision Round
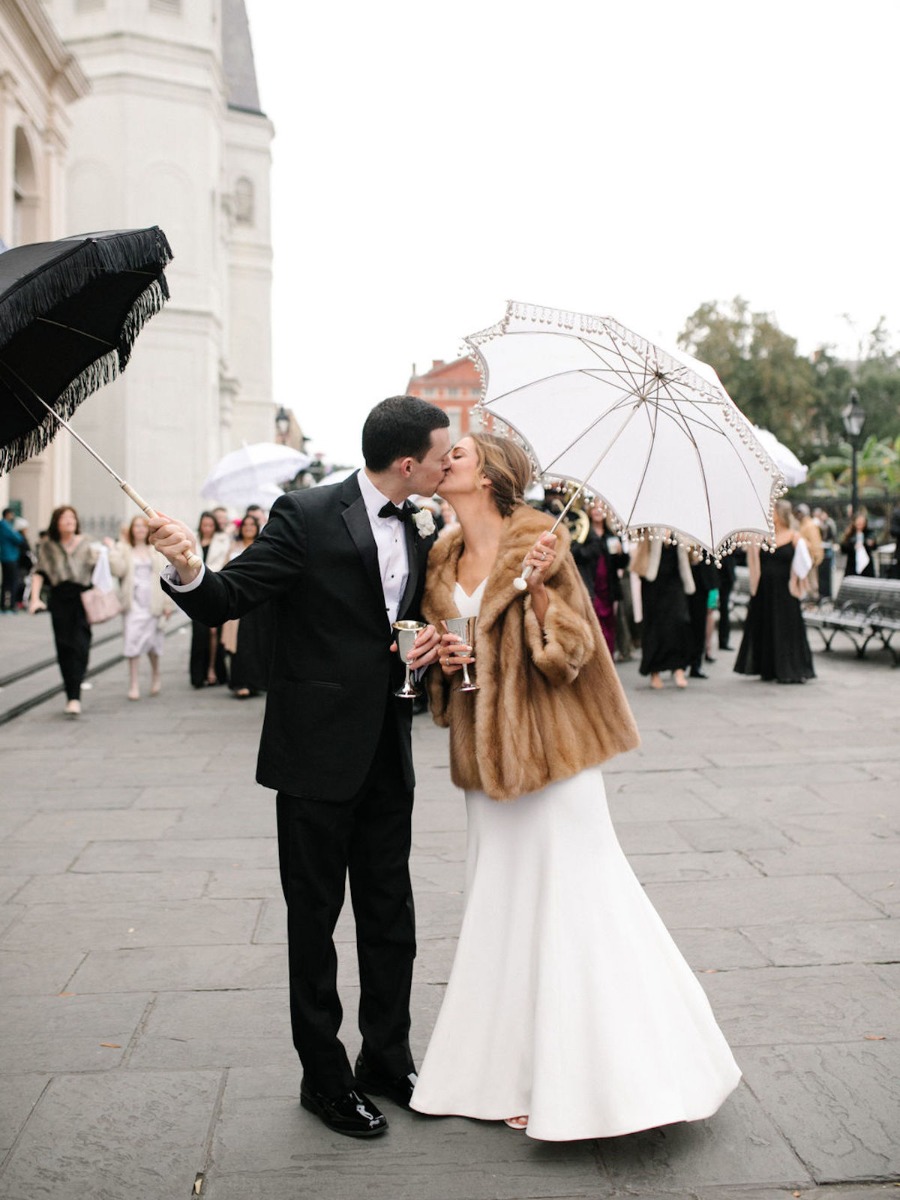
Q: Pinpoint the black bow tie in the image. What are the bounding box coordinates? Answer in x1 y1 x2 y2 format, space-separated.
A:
378 501 413 524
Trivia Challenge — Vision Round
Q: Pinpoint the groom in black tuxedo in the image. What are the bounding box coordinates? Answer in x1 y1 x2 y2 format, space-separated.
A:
150 396 451 1138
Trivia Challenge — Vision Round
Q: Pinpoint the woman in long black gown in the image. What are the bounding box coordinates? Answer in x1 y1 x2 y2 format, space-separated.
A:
630 536 695 689
734 499 815 684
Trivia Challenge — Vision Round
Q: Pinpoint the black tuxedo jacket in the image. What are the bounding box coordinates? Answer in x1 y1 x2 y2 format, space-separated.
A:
163 475 434 800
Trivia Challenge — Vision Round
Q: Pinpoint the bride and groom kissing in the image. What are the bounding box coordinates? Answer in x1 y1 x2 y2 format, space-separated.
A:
149 394 740 1142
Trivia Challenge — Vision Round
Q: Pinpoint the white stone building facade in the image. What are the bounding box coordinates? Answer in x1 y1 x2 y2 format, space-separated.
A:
0 0 88 522
6 0 274 535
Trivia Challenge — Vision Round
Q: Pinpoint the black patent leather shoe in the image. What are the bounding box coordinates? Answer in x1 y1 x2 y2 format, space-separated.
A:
689 668 708 679
300 1080 388 1137
354 1052 418 1109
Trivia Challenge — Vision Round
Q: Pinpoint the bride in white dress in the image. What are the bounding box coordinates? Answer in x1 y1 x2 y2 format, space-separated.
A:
409 433 741 1141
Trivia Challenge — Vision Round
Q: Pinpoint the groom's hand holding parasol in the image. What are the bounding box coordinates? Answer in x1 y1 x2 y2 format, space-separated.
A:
147 514 203 584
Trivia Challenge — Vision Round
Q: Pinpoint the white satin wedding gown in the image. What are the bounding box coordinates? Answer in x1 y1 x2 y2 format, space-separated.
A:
410 581 741 1141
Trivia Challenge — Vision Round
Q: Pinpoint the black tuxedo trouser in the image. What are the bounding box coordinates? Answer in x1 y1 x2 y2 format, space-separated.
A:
276 712 416 1095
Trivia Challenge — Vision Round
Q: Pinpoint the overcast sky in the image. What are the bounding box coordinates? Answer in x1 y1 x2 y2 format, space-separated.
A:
243 0 899 465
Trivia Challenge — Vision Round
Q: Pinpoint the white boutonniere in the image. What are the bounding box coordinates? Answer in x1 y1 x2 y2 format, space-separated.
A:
412 508 436 538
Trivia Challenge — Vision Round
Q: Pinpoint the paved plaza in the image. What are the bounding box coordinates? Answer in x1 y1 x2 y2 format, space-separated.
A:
0 613 898 1199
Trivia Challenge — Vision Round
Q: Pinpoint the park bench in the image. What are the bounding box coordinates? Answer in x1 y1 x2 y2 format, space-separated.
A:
804 576 900 666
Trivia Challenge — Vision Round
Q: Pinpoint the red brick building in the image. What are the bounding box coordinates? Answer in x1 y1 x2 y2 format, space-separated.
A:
406 356 483 441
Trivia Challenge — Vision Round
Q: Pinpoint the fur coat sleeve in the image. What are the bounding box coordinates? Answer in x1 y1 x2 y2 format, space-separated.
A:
422 505 640 801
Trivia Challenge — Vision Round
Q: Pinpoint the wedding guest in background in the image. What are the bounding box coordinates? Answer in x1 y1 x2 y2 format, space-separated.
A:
840 511 876 578
888 506 900 580
687 551 718 679
794 504 823 600
715 553 736 650
189 511 232 688
245 503 268 529
571 502 630 659
109 515 174 700
0 507 25 613
616 534 641 661
704 576 720 663
734 499 815 684
29 505 100 717
12 517 33 610
222 514 273 699
813 507 838 599
631 536 695 689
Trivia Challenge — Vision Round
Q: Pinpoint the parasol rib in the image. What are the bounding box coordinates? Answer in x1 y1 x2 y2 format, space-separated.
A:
512 398 644 591
3 364 202 571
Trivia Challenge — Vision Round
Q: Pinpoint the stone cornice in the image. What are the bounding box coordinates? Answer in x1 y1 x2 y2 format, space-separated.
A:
5 0 90 103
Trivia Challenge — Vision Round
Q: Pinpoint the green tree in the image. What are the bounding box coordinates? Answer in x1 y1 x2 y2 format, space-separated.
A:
811 318 900 451
677 298 820 459
807 434 900 500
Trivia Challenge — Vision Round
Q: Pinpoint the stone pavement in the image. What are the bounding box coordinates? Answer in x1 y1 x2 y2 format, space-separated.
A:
0 622 897 1200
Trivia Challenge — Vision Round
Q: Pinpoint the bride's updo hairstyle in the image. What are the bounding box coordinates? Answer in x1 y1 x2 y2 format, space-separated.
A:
471 433 533 518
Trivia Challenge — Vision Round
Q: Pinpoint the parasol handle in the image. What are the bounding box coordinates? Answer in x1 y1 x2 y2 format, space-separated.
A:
120 482 203 573
511 400 642 592
512 488 585 592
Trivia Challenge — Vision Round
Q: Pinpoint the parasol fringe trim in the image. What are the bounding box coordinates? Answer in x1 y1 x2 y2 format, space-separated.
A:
0 350 120 475
470 407 782 563
118 278 168 369
0 227 172 352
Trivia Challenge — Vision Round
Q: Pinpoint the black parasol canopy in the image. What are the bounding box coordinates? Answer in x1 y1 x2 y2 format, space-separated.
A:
0 226 172 474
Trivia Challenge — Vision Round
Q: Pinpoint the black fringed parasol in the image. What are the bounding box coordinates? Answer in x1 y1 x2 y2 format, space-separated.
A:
0 226 172 473
0 228 200 568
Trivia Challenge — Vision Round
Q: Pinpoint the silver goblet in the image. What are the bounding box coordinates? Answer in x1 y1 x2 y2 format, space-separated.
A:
442 616 479 692
392 620 426 698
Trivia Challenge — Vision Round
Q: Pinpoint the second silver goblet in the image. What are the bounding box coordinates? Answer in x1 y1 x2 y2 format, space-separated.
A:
442 616 479 692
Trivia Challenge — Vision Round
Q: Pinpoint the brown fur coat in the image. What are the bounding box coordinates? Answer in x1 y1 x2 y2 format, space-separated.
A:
423 505 640 801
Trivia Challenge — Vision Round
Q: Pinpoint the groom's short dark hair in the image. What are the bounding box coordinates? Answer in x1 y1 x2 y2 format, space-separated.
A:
362 395 449 472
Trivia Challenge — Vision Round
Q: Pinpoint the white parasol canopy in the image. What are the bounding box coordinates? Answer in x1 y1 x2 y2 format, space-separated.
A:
751 426 808 488
201 443 310 509
467 301 785 562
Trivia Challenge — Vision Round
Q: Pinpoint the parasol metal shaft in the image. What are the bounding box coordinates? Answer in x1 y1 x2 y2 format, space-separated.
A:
513 400 641 592
27 391 203 572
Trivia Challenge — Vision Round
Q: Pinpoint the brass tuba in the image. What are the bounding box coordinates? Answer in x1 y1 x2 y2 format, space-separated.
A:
540 481 591 544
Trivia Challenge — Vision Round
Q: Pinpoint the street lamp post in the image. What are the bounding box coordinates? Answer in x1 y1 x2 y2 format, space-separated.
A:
275 406 290 445
841 389 867 515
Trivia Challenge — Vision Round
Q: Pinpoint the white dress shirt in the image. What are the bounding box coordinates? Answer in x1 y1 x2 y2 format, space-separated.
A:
356 468 410 626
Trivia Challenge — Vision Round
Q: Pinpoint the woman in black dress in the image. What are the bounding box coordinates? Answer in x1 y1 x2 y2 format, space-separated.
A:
734 499 815 684
839 511 877 579
630 536 695 689
189 512 232 688
222 515 273 698
28 505 100 716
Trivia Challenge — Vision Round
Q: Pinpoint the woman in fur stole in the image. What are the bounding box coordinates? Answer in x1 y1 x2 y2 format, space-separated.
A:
409 433 741 1141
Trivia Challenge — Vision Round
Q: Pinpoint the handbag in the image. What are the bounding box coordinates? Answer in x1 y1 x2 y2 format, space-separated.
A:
81 545 122 625
81 586 122 624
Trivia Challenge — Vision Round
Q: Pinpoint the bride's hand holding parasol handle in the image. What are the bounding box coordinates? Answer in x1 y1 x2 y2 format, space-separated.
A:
514 532 557 593
146 510 204 582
